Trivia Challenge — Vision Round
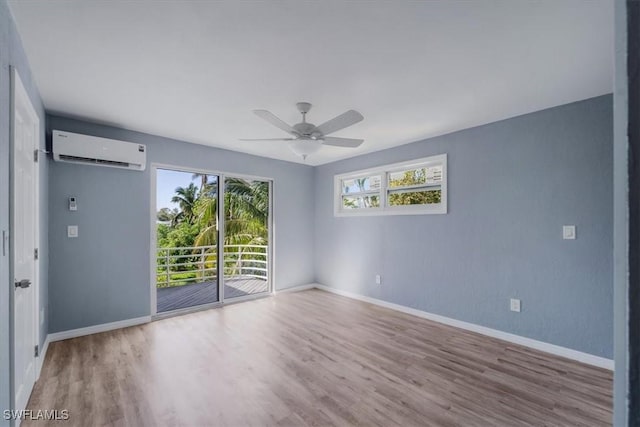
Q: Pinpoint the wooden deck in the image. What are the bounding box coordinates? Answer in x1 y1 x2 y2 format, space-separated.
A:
157 277 268 312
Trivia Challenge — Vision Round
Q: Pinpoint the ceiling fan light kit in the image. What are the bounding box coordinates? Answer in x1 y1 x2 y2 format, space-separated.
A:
240 102 364 160
288 139 322 160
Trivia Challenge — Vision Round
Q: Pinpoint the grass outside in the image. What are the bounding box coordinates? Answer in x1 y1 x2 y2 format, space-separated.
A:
156 271 217 288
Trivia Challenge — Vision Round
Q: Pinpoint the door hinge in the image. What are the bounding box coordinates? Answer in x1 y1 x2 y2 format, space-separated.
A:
34 248 38 260
34 149 38 162
34 345 39 357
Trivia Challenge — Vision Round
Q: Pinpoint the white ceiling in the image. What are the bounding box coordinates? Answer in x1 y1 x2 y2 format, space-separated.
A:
8 1 613 166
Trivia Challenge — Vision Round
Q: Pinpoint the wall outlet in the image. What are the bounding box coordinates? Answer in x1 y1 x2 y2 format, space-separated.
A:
510 298 521 312
375 274 381 285
563 225 576 240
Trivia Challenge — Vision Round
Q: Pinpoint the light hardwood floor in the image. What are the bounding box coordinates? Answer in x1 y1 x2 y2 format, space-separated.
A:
26 289 612 426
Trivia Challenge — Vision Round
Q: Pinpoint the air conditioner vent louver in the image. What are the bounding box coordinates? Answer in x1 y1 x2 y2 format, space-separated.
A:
58 154 132 168
52 130 146 171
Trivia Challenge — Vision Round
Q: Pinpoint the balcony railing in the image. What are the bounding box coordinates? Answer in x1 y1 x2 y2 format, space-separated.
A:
156 244 268 288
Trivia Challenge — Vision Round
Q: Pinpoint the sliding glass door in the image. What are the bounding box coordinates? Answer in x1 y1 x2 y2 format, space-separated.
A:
222 177 270 300
155 170 220 313
154 167 271 314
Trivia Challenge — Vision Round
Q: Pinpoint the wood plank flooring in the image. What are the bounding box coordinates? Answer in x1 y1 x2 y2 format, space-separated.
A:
26 289 612 426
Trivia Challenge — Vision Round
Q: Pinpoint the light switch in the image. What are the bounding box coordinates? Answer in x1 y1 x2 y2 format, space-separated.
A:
510 298 521 312
67 225 78 238
563 225 576 240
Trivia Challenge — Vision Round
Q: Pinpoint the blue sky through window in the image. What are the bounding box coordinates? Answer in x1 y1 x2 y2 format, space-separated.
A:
341 175 381 194
156 169 217 210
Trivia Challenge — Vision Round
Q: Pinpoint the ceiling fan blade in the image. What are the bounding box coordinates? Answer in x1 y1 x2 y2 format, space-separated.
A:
253 110 298 136
239 138 294 141
321 137 364 148
316 110 364 136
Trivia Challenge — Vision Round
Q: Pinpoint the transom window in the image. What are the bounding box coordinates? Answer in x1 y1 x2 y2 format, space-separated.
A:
340 175 381 210
334 154 447 216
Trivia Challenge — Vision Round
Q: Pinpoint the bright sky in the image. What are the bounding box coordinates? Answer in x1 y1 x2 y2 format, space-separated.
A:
156 169 199 211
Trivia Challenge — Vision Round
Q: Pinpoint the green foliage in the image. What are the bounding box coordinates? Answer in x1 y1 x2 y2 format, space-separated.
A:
156 271 197 288
171 183 199 225
388 169 441 206
158 221 200 248
341 170 441 208
192 173 209 192
388 168 425 188
156 175 269 288
157 207 178 222
156 222 200 277
156 223 170 242
388 190 440 206
342 195 379 209
342 177 380 209
194 178 268 247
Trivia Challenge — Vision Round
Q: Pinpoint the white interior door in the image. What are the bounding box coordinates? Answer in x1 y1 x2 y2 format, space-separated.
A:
11 68 39 415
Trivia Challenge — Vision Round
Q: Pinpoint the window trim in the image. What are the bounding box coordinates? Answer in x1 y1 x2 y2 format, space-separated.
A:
334 154 447 217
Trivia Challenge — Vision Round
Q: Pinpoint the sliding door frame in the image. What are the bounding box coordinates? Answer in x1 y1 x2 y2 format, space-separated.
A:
150 162 274 318
220 176 274 304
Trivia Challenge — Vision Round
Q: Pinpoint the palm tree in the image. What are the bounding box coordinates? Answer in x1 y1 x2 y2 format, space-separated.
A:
159 178 269 283
355 177 375 208
171 183 199 225
157 207 179 223
192 173 209 193
225 178 269 227
194 179 268 248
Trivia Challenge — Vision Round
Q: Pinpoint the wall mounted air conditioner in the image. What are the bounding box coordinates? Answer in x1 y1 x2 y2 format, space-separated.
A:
52 130 146 171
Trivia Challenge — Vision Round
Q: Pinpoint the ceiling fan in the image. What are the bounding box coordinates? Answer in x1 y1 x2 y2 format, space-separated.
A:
240 102 364 160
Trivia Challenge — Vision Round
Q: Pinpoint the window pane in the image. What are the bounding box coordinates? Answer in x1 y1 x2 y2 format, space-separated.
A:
388 190 441 206
425 165 443 184
389 165 442 188
342 195 380 209
389 168 426 188
342 176 381 194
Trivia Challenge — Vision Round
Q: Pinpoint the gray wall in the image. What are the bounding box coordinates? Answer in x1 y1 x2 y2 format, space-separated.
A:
46 115 315 333
0 0 622 420
314 95 613 358
0 0 47 424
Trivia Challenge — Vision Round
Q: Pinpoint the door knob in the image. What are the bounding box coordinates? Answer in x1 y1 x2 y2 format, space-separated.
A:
14 279 31 289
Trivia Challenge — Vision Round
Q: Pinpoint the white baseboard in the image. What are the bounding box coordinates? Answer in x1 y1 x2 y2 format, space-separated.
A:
48 316 151 343
46 285 316 344
41 286 613 371
313 284 614 371
36 335 50 379
274 283 317 294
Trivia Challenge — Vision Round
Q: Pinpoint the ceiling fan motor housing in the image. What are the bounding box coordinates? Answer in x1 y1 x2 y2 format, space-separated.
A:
293 122 317 137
